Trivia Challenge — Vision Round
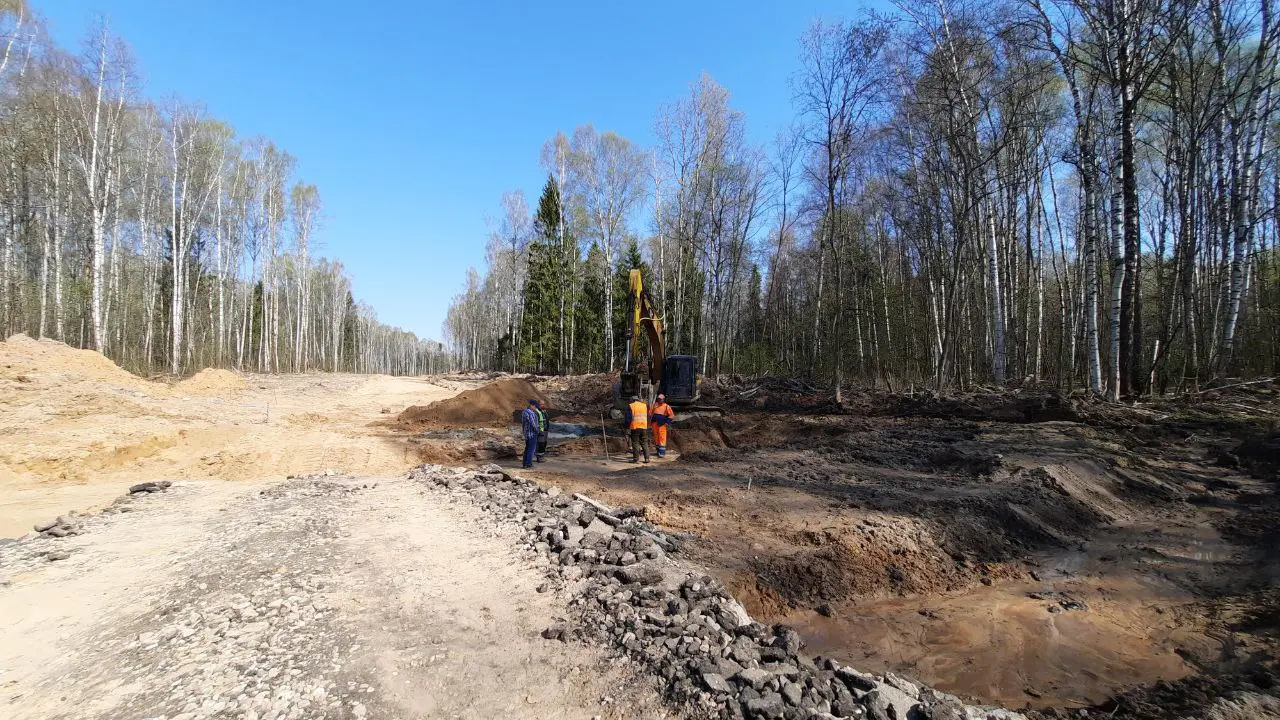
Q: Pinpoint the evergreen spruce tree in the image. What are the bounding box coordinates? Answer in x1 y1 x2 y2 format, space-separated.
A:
340 291 358 371
518 175 582 373
518 238 555 372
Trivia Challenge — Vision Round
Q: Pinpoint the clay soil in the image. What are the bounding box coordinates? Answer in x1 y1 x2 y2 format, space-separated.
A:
432 374 1280 718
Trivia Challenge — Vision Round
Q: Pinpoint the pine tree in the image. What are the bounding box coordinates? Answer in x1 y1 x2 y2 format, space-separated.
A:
518 239 556 372
519 177 571 372
340 291 358 372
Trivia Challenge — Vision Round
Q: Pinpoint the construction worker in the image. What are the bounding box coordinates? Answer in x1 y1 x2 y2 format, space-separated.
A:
535 400 549 462
625 395 650 464
520 398 539 469
650 393 675 458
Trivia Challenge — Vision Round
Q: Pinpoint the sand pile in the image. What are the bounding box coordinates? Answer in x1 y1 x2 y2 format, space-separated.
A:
176 368 250 395
1 334 152 390
397 378 546 429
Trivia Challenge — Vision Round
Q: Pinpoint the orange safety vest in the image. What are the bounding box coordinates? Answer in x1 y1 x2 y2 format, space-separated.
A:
628 401 649 430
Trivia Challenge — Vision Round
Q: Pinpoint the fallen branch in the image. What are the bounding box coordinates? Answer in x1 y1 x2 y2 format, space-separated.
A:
1227 401 1276 416
1188 377 1276 395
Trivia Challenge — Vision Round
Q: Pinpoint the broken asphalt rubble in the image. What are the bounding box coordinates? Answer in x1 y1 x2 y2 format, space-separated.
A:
409 463 1025 720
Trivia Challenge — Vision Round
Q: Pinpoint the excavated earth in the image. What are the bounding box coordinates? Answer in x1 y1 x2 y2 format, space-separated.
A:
4 339 1278 720
404 374 1280 719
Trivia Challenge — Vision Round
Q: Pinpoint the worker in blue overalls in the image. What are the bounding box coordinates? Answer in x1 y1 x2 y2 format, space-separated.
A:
520 399 540 469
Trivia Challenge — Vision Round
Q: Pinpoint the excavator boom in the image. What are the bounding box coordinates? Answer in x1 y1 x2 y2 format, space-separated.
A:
623 270 664 386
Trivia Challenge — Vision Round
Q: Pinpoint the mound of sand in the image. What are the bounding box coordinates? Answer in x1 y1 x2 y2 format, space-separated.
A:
1 334 151 390
397 378 546 429
176 368 249 395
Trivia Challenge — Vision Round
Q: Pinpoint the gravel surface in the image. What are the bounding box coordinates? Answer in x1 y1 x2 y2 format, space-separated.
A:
0 475 668 719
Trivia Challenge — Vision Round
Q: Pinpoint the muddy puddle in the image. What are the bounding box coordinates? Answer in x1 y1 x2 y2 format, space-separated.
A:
548 422 596 441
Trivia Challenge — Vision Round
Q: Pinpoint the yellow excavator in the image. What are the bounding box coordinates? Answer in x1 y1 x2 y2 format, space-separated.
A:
611 269 718 418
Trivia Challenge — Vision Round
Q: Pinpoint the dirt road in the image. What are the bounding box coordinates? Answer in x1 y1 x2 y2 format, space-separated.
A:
0 474 668 720
0 335 476 537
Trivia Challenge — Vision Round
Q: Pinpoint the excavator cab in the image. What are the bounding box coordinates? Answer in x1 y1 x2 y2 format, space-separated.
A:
659 355 698 405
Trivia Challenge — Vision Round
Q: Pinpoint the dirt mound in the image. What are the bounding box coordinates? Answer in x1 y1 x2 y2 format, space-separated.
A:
670 416 737 461
843 389 1085 424
397 378 546 429
175 368 249 395
1 334 150 390
537 373 615 415
750 523 986 607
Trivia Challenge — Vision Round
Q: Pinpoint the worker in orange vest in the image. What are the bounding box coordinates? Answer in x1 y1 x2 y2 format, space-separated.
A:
650 394 675 458
625 395 650 463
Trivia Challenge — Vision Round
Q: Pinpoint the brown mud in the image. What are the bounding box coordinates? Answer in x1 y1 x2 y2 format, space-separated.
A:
393 377 544 430
393 374 1280 717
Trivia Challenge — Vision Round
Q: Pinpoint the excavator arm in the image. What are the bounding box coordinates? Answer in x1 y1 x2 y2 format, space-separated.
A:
624 269 664 385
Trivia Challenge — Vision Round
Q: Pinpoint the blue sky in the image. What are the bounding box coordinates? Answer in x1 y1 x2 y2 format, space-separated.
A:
43 0 870 342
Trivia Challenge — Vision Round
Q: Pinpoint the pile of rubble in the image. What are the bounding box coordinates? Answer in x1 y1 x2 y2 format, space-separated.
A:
32 514 84 539
28 480 173 537
409 463 1025 720
12 480 177 562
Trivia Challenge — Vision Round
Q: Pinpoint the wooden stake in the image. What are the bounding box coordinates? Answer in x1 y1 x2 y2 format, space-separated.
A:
600 412 610 462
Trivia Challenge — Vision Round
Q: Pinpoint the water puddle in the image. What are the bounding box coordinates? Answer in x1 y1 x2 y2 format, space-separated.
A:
547 422 596 441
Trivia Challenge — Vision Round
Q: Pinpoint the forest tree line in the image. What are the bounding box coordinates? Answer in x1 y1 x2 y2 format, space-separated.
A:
446 0 1279 399
0 2 449 377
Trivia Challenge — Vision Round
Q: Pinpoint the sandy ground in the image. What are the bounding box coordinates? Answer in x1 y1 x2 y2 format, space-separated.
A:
0 335 476 537
0 474 668 719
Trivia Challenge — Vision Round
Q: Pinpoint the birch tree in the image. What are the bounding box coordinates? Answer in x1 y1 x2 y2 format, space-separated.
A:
69 19 131 352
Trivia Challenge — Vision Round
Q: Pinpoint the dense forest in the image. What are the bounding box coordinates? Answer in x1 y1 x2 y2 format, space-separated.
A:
446 0 1279 399
0 2 448 377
